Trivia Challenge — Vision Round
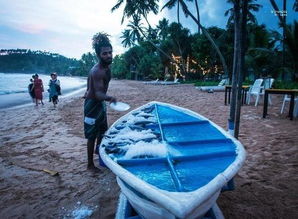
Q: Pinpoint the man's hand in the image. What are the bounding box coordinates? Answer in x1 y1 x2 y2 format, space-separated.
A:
108 96 117 103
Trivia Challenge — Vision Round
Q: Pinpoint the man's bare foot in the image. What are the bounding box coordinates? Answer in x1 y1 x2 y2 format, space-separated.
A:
87 164 101 172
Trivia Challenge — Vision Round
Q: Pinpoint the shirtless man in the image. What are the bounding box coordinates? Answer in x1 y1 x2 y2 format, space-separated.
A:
84 32 116 170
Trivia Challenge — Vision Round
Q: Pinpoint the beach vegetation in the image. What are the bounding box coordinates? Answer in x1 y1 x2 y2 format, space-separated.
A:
110 0 297 83
0 49 79 75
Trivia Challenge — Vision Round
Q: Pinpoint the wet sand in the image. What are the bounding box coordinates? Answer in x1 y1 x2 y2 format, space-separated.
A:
0 80 297 218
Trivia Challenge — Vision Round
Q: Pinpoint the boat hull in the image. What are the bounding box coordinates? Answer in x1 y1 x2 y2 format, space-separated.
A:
117 177 221 219
100 101 246 218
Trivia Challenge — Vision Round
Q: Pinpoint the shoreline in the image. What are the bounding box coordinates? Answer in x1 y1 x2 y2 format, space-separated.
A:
0 80 297 218
0 86 86 110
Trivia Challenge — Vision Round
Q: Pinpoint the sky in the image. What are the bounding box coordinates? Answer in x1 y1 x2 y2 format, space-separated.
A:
0 0 296 59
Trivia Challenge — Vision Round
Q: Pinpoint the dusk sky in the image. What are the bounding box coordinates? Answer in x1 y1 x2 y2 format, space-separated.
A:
0 0 296 59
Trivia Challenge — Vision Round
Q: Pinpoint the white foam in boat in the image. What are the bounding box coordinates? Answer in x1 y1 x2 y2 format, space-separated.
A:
123 140 167 159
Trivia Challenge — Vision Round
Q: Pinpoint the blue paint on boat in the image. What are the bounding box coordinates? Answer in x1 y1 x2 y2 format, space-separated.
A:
106 103 238 192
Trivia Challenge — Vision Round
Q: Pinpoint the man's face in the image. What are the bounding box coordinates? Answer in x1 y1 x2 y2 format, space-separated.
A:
99 47 113 65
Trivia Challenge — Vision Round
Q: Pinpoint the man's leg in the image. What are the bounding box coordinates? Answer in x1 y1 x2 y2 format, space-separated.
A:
87 138 96 168
96 135 107 167
95 135 104 154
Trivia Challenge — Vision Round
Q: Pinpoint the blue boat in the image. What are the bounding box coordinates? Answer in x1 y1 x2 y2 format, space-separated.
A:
100 102 246 218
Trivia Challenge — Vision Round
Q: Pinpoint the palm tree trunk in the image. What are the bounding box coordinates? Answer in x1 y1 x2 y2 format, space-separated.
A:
194 0 201 34
143 15 152 30
269 0 286 26
178 0 229 77
282 0 287 80
229 0 241 136
177 1 180 24
234 0 248 138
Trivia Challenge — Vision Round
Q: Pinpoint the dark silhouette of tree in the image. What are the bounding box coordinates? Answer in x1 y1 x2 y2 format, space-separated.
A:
0 49 79 75
225 0 262 26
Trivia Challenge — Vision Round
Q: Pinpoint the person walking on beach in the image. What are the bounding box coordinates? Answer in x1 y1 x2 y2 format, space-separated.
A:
48 72 61 107
28 78 35 102
83 32 116 170
32 74 44 106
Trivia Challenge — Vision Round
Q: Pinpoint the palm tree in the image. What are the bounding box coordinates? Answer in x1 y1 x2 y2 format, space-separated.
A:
161 0 181 24
124 15 175 62
284 21 298 80
162 0 201 33
194 0 201 33
225 0 262 26
127 15 144 43
112 0 200 76
167 22 192 75
270 0 298 81
156 18 170 40
111 0 159 27
146 26 158 41
294 0 298 11
120 29 134 48
174 0 229 76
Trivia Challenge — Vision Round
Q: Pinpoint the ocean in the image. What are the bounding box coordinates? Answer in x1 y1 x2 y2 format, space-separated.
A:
0 73 87 109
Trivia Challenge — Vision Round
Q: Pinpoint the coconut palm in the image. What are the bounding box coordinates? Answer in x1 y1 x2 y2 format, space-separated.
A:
225 0 262 26
111 0 159 27
270 0 297 81
111 0 179 64
174 0 229 76
156 18 170 40
284 21 298 80
161 0 201 33
120 29 134 48
127 15 144 43
194 0 201 33
294 0 298 11
161 0 181 24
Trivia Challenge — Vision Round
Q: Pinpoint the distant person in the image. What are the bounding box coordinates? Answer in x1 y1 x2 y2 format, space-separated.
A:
83 32 116 170
28 78 35 102
48 72 61 107
32 74 44 106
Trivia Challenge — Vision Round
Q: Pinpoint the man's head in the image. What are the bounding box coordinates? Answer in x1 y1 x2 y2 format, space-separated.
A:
92 32 113 65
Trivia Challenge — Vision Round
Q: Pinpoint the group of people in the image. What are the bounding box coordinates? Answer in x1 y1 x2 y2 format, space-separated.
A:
27 32 116 170
28 72 61 107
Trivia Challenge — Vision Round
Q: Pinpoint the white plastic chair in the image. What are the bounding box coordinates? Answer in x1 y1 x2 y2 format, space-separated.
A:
259 78 275 105
197 78 229 92
160 78 180 85
247 79 263 106
280 95 298 116
143 79 159 84
218 79 229 86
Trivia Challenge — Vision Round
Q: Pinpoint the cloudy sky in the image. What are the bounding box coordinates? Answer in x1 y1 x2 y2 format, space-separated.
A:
0 0 296 59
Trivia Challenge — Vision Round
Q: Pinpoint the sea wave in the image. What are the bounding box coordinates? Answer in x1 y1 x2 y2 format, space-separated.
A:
0 90 27 95
0 73 86 97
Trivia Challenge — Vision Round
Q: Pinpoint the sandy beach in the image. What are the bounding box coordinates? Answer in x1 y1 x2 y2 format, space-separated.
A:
0 80 297 218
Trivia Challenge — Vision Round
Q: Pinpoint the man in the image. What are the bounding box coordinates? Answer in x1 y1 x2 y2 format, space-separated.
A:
84 32 116 170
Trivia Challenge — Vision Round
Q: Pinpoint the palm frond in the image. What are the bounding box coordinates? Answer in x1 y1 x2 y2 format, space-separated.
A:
111 0 124 12
161 0 177 11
